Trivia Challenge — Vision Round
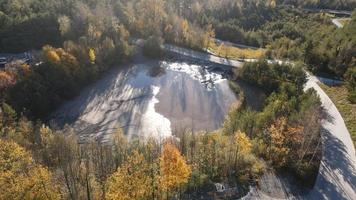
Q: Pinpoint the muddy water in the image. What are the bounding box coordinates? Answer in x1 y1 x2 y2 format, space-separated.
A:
51 60 239 142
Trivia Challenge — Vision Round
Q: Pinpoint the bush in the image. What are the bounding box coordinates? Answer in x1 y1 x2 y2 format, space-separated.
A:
143 36 164 58
237 60 306 94
345 67 356 104
348 90 356 104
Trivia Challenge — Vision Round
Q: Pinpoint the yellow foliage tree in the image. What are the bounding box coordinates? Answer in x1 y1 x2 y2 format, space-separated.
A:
89 48 96 64
43 45 61 63
43 45 80 71
267 117 304 168
233 131 264 181
268 117 289 167
0 139 59 200
20 64 31 76
235 131 252 155
268 0 277 8
181 19 189 42
203 24 215 48
159 143 191 195
106 151 153 200
234 131 253 169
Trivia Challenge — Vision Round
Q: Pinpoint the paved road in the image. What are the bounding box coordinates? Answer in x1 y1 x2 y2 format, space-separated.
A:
303 75 356 200
298 7 352 17
164 44 356 199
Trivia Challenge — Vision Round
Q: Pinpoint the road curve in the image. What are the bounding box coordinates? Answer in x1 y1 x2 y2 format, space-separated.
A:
164 44 356 199
303 75 356 200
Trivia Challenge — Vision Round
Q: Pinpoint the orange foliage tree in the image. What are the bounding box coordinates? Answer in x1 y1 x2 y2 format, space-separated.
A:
267 117 303 167
0 71 15 94
159 142 191 197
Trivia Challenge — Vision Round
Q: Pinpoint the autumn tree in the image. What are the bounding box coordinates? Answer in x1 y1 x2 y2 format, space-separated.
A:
233 131 264 182
0 139 59 200
266 117 304 168
267 0 276 8
159 143 191 198
234 131 252 168
203 24 215 49
1 103 16 128
135 0 167 36
43 45 61 64
89 48 96 64
267 117 289 167
195 133 222 179
106 151 154 200
6 117 34 150
86 140 118 199
58 15 71 37
112 129 129 168
0 71 15 94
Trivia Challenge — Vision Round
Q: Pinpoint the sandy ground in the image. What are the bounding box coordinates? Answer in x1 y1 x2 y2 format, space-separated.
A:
50 64 157 142
50 59 238 143
156 62 238 133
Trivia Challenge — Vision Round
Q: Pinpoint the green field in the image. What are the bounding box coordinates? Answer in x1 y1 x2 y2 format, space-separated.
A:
320 84 356 146
207 40 265 59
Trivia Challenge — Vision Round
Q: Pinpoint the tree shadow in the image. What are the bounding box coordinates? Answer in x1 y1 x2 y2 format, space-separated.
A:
321 107 335 124
50 64 142 126
63 89 151 143
49 64 155 142
306 127 356 199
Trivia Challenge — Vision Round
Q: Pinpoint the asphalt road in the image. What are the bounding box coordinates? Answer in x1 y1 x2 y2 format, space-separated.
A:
303 74 356 200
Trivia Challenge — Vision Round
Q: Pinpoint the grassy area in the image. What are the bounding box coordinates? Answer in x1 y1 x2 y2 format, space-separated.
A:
320 84 356 146
207 40 265 59
338 18 351 26
324 13 336 18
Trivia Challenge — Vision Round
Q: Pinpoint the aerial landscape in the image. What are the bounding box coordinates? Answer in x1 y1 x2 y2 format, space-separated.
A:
0 0 355 199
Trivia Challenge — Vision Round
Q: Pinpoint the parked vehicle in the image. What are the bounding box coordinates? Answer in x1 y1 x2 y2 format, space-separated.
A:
0 57 7 68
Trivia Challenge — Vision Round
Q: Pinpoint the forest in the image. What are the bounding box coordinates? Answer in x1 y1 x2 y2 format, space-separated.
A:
0 0 355 199
0 0 215 117
180 0 356 102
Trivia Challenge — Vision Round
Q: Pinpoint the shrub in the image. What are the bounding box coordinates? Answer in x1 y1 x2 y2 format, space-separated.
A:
348 89 356 104
143 36 164 58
